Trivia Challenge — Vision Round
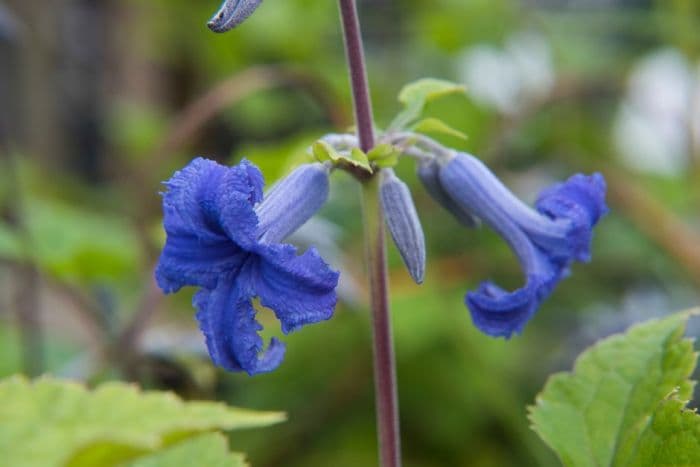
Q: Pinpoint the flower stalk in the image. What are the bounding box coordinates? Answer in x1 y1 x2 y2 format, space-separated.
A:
361 177 401 467
338 1 401 465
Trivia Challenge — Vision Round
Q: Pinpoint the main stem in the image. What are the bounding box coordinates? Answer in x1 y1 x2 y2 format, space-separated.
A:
338 1 402 466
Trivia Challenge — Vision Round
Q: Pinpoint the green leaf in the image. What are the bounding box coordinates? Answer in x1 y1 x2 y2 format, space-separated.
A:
127 433 247 467
311 140 342 163
0 375 285 467
398 78 467 107
350 148 373 172
390 78 467 130
367 144 401 169
621 390 700 466
311 141 372 173
529 309 700 467
411 118 468 140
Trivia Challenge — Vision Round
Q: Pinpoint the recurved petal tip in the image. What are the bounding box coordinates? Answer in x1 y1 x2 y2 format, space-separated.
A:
208 0 263 33
466 278 549 338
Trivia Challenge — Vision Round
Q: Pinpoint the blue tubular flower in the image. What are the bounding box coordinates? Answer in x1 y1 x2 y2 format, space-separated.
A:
156 158 339 374
437 152 608 338
416 159 479 228
256 163 330 244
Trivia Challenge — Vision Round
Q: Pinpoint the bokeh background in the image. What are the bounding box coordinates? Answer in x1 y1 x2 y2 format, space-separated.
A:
1 0 699 465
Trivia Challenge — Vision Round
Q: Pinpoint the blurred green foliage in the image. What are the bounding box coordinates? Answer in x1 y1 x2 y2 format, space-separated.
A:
1 0 699 465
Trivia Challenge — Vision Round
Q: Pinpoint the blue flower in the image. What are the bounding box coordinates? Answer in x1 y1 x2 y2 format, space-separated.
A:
437 152 608 338
156 157 339 374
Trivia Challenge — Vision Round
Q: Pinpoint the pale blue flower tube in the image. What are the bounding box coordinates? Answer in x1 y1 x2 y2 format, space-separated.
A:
436 152 608 337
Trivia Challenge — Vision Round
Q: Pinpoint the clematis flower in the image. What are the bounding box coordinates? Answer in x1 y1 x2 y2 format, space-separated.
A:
436 152 607 338
155 158 339 374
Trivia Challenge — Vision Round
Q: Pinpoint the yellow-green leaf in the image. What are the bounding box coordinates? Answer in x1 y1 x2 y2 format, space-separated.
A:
411 118 468 140
367 144 401 168
127 433 247 467
311 140 342 163
391 78 467 130
0 375 284 467
350 148 373 172
397 78 467 107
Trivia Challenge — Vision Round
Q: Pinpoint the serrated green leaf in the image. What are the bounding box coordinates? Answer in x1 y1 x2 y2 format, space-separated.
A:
127 433 247 467
622 391 700 466
411 118 468 140
529 309 700 467
390 78 467 130
0 375 285 467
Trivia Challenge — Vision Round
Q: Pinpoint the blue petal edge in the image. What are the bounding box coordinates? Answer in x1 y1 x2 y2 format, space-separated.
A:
254 243 339 334
194 274 286 375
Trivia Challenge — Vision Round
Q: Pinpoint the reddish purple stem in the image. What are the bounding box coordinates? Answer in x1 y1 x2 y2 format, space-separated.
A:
337 1 402 466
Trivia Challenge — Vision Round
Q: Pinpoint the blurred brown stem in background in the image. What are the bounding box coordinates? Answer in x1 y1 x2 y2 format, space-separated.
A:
113 273 162 372
149 65 348 171
2 149 44 377
604 168 700 285
12 264 42 377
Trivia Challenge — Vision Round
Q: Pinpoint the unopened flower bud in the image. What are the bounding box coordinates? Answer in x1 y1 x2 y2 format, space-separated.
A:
380 170 426 284
256 163 330 243
208 0 262 33
417 159 480 228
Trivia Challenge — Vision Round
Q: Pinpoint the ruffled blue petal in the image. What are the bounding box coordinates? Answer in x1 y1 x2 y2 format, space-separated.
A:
535 173 608 262
467 279 541 337
161 157 263 247
156 157 266 293
464 213 566 337
252 243 339 334
161 157 228 241
439 152 606 337
213 159 265 249
194 271 286 375
155 234 246 293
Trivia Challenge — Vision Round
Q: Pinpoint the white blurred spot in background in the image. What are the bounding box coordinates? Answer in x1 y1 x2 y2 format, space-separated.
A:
614 49 700 176
456 31 555 116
